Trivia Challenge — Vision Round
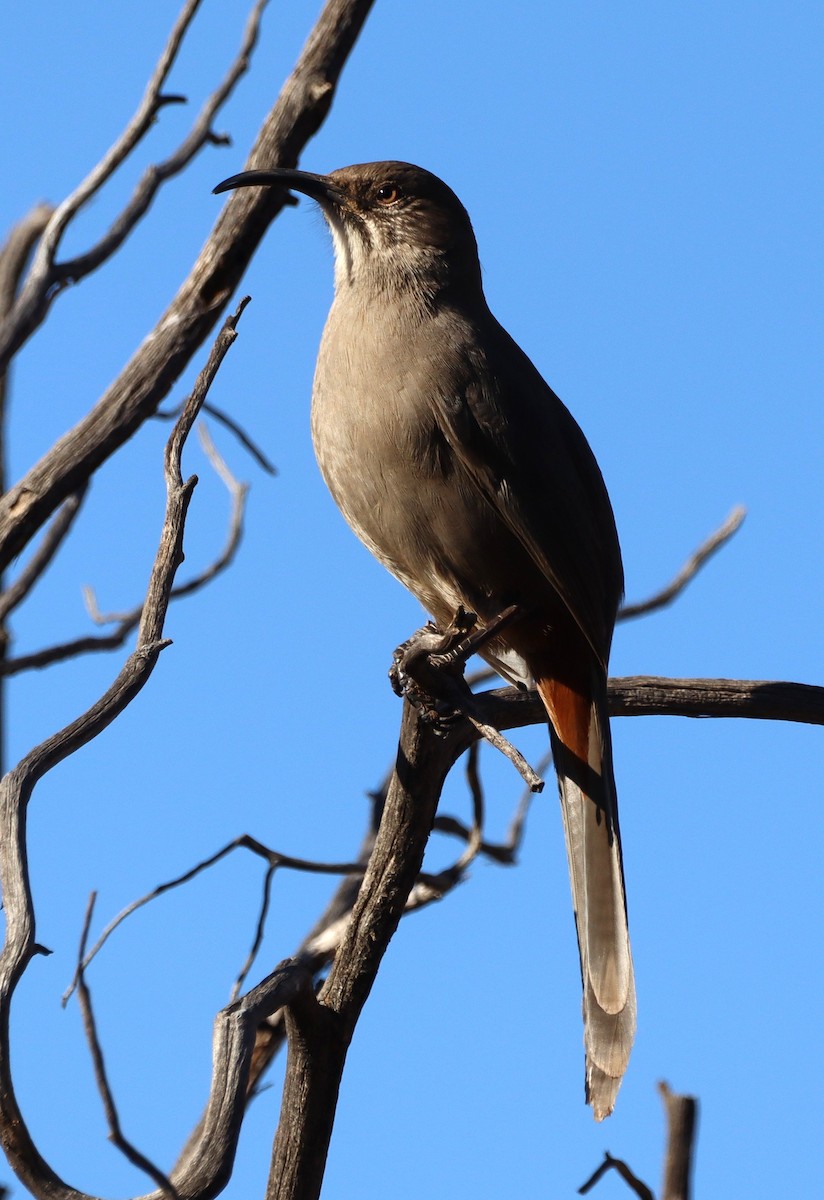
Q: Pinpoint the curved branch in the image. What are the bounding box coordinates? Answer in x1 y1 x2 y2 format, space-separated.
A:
0 0 376 572
53 0 270 287
619 506 746 621
0 0 205 366
0 411 249 677
0 203 55 322
0 489 87 626
0 302 248 1200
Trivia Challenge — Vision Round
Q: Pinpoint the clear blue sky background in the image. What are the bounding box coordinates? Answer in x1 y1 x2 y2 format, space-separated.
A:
2 1 823 1196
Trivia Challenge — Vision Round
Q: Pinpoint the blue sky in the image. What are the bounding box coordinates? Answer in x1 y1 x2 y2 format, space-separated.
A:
2 1 823 1196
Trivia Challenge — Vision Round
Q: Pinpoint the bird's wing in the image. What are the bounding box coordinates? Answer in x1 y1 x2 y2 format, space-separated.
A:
432 315 623 663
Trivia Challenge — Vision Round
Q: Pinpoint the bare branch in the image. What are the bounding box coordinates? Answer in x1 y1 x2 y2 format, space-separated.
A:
465 712 545 791
432 747 550 868
0 408 250 677
619 506 746 621
467 676 824 734
63 832 366 1005
606 676 824 725
578 1152 654 1199
155 400 277 475
0 0 377 573
0 204 54 321
0 488 87 625
0 301 247 1200
53 0 270 288
231 863 277 1004
0 0 205 365
658 1081 697 1200
75 895 177 1196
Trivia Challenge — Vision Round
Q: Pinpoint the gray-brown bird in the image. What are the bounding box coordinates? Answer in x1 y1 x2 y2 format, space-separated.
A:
214 161 636 1118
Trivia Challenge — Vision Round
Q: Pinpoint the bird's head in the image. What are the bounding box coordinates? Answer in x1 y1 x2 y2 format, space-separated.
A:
214 161 482 301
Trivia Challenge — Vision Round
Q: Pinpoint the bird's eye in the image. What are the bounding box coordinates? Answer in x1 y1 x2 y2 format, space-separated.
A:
375 183 401 206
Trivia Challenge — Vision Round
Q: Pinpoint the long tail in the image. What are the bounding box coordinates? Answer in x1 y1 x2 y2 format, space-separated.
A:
534 669 636 1120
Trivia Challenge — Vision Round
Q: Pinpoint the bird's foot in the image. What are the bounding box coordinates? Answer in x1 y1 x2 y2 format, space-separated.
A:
389 608 479 726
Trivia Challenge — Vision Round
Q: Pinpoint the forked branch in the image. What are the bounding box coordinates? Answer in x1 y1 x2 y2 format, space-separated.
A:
0 0 267 368
0 302 257 1200
0 0 377 574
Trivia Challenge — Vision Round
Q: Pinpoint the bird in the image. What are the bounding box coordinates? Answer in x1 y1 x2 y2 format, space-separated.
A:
213 160 636 1118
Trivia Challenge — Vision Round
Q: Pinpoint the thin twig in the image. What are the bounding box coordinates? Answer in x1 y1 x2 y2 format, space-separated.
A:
155 399 277 475
75 895 178 1196
0 396 251 677
619 506 746 620
0 488 87 623
63 833 367 1004
55 0 270 287
465 713 544 792
231 863 277 1002
578 1152 655 1199
0 1 269 368
431 746 551 867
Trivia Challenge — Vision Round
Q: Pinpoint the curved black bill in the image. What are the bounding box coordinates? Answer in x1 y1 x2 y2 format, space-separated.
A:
212 168 343 205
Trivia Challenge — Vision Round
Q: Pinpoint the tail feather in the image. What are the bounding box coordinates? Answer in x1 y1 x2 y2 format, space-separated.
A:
536 672 636 1121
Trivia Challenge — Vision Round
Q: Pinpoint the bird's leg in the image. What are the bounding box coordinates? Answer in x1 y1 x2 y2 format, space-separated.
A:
389 607 478 723
390 603 544 789
389 603 525 724
429 602 522 669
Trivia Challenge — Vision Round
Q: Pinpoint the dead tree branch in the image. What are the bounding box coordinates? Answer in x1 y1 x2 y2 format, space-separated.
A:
578 1082 697 1199
658 1081 697 1200
52 0 270 290
0 0 266 366
620 506 746 620
0 302 250 1200
0 0 377 574
75 895 177 1196
0 489 87 627
155 400 278 475
0 415 248 677
468 676 824 734
64 833 367 1007
579 1152 654 1200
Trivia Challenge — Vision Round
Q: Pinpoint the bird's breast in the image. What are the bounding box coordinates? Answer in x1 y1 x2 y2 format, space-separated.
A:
309 296 548 628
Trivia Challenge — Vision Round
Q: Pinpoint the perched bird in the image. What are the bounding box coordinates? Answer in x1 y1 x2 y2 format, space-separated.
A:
214 161 636 1118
